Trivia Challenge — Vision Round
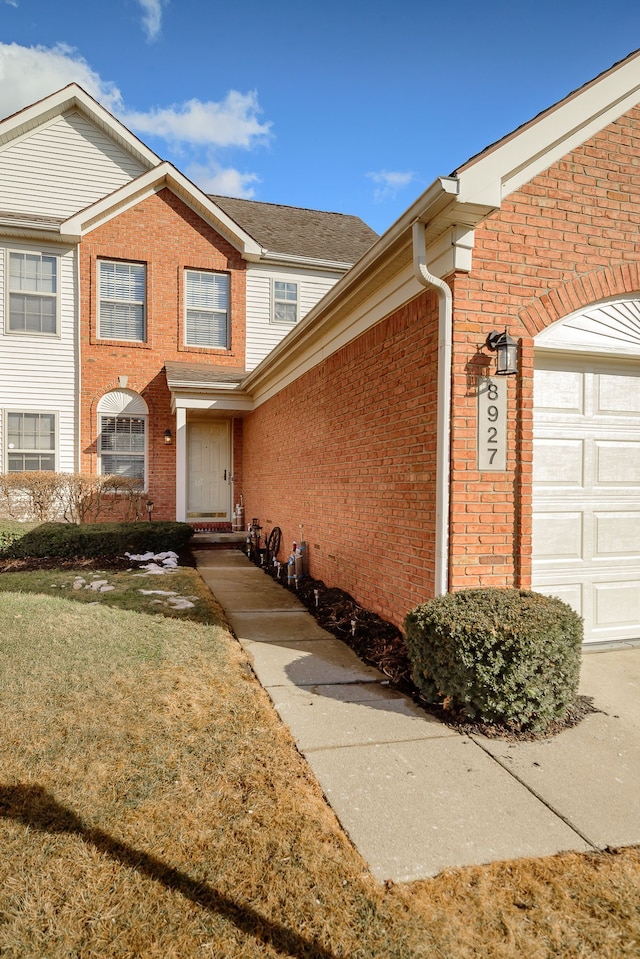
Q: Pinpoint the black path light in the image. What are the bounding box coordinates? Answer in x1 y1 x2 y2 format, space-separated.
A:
485 328 518 375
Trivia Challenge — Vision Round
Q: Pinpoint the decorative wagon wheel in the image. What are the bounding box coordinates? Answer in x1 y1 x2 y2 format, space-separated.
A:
265 526 282 569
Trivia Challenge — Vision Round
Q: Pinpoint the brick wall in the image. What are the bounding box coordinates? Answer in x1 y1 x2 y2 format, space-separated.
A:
448 105 640 592
79 188 246 520
243 292 440 626
242 106 640 628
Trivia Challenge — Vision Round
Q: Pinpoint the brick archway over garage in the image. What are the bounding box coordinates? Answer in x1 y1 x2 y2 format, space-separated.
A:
515 268 640 594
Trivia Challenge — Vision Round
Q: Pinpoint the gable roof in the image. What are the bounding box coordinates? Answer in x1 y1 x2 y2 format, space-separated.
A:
209 195 378 267
61 162 263 256
0 83 160 171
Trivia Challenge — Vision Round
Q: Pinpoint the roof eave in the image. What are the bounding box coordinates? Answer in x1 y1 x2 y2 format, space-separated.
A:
455 48 640 206
255 250 355 272
61 162 263 257
0 83 160 171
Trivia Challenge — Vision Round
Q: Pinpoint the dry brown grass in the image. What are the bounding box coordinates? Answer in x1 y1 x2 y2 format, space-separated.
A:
0 588 638 958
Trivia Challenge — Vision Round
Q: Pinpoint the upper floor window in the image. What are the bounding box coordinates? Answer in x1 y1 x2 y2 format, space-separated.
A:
6 411 56 471
7 252 58 335
98 260 146 341
185 269 229 348
272 280 298 324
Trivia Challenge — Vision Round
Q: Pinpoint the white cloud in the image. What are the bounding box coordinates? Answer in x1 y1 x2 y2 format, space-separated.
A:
122 91 271 149
367 170 416 202
0 42 123 119
186 161 260 198
4 0 19 8
0 45 270 152
0 43 270 197
137 0 165 42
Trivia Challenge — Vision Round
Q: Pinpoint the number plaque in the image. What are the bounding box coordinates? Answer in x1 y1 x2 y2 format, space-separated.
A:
477 376 507 471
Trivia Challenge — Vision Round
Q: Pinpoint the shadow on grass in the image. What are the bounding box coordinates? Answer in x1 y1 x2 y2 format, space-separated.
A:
0 783 337 959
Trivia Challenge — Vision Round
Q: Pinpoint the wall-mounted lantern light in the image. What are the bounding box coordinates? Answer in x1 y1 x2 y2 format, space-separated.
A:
485 328 518 375
164 429 172 445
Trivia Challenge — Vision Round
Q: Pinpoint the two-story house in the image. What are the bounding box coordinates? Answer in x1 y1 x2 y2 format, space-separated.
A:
0 84 376 524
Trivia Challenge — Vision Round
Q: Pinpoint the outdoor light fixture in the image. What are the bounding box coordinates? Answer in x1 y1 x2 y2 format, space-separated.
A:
146 499 154 521
164 429 172 445
485 328 518 375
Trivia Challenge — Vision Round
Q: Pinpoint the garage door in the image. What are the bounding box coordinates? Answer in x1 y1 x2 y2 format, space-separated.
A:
532 355 640 645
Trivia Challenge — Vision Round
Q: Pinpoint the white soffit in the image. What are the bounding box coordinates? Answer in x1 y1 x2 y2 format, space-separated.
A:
456 51 640 207
536 296 640 356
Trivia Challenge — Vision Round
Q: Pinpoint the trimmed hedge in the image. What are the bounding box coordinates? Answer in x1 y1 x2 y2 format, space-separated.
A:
0 521 195 560
404 588 583 732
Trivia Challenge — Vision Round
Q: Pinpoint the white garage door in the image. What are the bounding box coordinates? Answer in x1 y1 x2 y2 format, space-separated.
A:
532 355 640 645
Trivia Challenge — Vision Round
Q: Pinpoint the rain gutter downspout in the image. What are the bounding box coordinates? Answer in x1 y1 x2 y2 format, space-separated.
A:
412 220 452 596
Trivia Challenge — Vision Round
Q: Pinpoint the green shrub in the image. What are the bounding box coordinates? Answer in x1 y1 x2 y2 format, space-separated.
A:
404 588 583 732
0 521 194 560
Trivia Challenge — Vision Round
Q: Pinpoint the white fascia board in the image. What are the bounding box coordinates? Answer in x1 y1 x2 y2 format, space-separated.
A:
169 379 244 391
0 83 160 170
249 260 424 407
242 177 458 390
457 51 640 207
257 251 354 272
171 393 254 413
61 162 262 256
242 176 494 403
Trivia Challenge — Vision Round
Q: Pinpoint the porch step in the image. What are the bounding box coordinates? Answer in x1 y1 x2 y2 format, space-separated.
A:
190 531 247 549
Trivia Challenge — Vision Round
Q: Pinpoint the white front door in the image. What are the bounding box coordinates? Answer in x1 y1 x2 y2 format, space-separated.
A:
187 420 230 520
532 355 640 644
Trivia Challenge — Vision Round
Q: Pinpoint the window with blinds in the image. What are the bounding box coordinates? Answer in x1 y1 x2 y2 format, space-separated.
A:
272 280 298 324
8 252 58 335
99 415 145 486
98 260 146 341
185 269 229 348
6 411 56 471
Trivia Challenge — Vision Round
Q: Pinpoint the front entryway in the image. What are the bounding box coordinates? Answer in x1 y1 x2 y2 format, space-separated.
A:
532 354 640 645
187 420 230 520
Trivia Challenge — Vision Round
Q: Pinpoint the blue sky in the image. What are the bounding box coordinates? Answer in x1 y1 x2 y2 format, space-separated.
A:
1 1 640 234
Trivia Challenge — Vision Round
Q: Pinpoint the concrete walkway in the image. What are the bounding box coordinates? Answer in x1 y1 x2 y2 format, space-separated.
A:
194 548 640 883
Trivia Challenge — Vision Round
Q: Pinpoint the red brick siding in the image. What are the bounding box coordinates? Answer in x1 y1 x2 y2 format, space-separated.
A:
244 106 640 627
79 188 246 520
449 106 640 590
243 292 440 627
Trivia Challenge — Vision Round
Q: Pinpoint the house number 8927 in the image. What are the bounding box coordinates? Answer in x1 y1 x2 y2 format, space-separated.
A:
477 376 507 471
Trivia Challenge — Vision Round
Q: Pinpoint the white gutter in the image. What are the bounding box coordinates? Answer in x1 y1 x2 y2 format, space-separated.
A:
412 221 452 596
257 251 355 272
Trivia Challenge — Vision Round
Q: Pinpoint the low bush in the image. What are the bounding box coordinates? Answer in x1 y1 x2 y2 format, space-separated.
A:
0 521 194 560
404 588 583 732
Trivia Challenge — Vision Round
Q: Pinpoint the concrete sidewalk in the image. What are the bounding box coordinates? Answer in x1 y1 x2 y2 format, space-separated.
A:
194 548 640 882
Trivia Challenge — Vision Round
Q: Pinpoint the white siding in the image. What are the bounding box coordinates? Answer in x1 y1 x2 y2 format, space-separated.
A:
0 241 77 472
244 263 340 371
0 111 146 219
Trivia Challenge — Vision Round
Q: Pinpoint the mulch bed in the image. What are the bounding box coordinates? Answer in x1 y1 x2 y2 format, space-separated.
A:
250 552 598 742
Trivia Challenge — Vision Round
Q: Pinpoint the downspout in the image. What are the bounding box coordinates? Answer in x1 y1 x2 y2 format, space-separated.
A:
74 242 82 473
412 221 452 596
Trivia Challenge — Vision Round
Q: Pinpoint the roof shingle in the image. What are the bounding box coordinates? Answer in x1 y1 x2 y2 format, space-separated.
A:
208 195 378 265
